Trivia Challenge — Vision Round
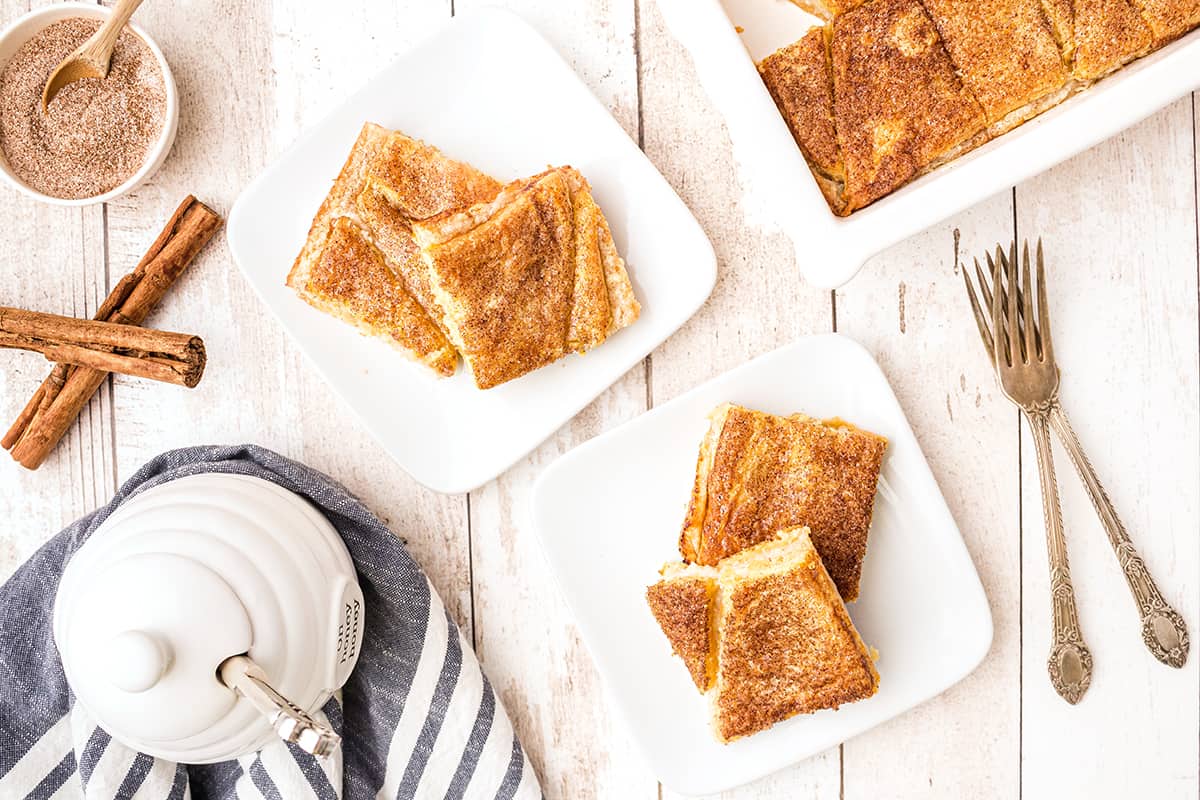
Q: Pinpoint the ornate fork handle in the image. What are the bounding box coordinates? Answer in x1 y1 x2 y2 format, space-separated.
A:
1047 404 1189 668
1027 410 1093 703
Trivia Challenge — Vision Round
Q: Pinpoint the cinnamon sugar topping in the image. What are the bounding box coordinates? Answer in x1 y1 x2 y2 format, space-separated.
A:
0 17 166 199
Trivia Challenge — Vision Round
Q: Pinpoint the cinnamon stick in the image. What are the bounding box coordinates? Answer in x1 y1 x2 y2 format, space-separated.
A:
0 307 206 388
3 196 222 469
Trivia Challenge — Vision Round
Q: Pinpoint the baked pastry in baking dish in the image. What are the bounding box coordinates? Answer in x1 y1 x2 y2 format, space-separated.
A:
830 0 987 213
761 0 1199 214
1127 0 1200 46
758 28 845 212
919 0 1072 133
787 0 865 19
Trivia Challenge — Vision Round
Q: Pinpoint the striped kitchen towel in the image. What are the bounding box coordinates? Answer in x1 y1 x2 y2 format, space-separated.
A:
0 444 541 800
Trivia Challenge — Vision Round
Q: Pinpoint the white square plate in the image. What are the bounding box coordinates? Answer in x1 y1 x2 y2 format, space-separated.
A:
657 0 1200 288
531 334 992 795
227 9 716 493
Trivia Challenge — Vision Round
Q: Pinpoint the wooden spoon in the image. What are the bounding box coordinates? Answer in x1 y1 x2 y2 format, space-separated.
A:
41 0 147 111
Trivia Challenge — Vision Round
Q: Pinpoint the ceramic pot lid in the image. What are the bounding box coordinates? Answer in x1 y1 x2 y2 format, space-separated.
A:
60 550 253 743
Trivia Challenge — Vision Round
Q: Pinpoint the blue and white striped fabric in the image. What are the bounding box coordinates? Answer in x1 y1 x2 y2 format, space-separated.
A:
0 445 542 800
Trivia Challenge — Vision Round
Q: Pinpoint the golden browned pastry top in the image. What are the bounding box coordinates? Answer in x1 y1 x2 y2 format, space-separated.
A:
411 166 639 389
680 403 887 601
367 131 502 221
564 168 639 350
919 0 1070 125
294 217 457 375
314 122 391 223
586 186 640 336
287 123 388 296
830 0 986 212
1039 0 1078 60
788 0 866 19
1071 0 1154 79
1127 0 1200 44
411 169 577 389
287 123 502 376
289 124 638 389
558 168 640 349
289 123 499 268
646 564 718 692
356 181 445 330
758 28 846 212
711 527 879 743
567 174 618 352
354 129 502 329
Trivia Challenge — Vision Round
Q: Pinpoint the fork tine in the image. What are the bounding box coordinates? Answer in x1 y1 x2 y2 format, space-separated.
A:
997 247 1013 315
976 254 995 310
995 245 1030 325
992 246 1012 361
991 246 1010 367
1009 241 1031 350
1021 240 1037 362
992 242 1037 357
1036 238 1053 363
963 260 996 364
1005 239 1022 362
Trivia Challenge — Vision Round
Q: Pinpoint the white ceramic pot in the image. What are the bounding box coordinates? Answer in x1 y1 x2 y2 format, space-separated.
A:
53 473 364 764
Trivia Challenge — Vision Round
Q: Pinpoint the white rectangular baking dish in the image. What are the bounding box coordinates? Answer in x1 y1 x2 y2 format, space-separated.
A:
657 0 1200 288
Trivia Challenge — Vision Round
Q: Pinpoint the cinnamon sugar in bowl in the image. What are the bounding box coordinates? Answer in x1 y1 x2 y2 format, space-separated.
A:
0 3 178 206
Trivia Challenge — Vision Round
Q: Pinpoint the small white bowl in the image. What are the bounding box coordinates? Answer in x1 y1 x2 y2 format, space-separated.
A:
0 2 179 206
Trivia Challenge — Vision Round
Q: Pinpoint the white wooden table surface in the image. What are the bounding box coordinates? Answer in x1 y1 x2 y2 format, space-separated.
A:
1 1 1197 798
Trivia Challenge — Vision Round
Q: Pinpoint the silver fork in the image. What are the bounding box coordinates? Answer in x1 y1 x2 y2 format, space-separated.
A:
962 242 1189 691
968 241 1092 703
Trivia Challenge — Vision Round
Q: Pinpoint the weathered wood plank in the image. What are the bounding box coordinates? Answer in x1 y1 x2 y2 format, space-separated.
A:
638 1 841 797
262 0 473 631
101 0 287 474
0 199 111 576
1015 100 1200 799
469 392 654 799
836 195 1022 799
99 0 476 631
0 0 114 578
454 1 653 796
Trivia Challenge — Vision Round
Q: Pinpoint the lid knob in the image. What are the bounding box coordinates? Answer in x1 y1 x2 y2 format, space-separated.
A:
104 630 171 693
